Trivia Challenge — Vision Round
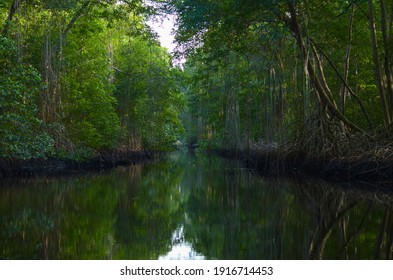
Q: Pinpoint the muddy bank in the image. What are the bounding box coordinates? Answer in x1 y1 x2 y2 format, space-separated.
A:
213 148 393 182
0 150 156 178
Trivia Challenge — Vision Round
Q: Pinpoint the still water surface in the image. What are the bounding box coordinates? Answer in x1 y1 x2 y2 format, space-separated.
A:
1 152 393 259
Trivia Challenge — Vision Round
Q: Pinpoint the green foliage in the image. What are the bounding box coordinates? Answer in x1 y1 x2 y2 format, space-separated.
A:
61 15 121 150
172 0 392 150
0 36 54 159
43 0 78 10
1 0 185 161
114 36 186 151
0 157 184 259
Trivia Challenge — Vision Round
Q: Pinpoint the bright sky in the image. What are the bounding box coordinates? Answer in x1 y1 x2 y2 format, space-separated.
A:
149 14 177 53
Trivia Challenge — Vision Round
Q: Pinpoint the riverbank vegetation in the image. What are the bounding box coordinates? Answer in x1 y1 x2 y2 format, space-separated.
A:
2 0 393 180
165 0 393 180
1 0 185 170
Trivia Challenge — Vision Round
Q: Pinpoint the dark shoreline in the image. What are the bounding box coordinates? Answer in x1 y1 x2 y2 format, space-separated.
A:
3 147 393 183
213 149 393 183
0 150 156 179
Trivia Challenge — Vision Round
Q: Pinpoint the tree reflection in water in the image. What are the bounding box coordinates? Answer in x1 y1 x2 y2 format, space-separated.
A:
1 153 393 259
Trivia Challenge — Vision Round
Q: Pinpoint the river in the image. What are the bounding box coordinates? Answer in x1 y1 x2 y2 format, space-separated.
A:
1 152 392 259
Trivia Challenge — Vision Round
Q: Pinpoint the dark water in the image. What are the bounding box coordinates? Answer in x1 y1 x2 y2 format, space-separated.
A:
1 152 393 260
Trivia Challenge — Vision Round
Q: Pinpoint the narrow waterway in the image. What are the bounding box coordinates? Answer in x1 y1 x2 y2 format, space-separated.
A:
1 152 392 259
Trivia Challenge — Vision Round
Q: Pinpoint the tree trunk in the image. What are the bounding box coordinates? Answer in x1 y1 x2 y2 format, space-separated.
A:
379 0 393 123
368 0 392 127
286 1 369 136
341 4 355 115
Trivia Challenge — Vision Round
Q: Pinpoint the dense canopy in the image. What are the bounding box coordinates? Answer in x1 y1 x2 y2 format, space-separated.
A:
2 0 393 172
1 0 185 160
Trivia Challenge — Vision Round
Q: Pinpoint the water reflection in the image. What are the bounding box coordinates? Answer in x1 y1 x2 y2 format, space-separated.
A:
1 152 393 259
159 226 204 260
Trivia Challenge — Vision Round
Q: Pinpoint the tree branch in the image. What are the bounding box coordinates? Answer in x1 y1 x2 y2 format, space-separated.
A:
61 0 93 39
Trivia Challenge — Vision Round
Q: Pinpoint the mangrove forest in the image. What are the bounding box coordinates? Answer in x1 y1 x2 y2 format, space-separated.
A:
2 0 393 261
2 0 393 179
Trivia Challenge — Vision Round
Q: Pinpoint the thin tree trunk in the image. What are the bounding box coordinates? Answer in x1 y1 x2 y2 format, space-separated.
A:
341 4 355 115
275 49 286 131
286 1 370 136
308 37 374 131
41 0 93 124
368 0 391 127
309 42 337 108
379 0 393 122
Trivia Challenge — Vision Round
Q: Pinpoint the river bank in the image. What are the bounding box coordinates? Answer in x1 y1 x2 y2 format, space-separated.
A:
213 147 393 182
0 150 156 178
